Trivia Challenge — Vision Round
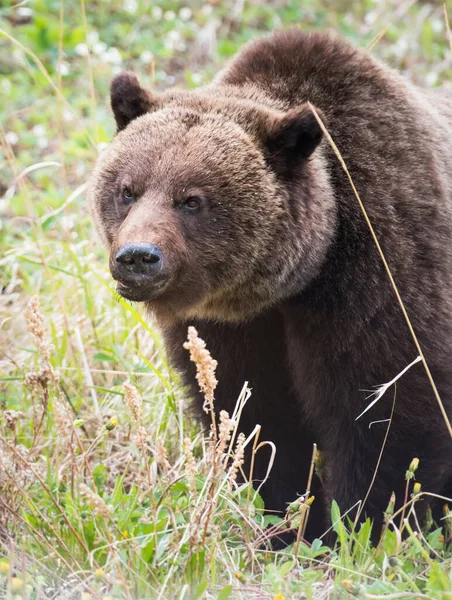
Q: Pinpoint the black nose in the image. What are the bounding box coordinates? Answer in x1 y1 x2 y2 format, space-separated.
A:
115 243 162 276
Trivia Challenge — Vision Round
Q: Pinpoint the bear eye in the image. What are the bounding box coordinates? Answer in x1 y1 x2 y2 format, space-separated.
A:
122 187 136 204
182 196 202 212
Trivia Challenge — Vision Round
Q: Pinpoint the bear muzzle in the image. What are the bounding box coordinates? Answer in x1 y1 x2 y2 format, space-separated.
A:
111 242 169 302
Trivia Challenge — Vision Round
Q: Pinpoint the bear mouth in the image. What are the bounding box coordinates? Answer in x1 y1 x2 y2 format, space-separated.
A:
115 279 169 302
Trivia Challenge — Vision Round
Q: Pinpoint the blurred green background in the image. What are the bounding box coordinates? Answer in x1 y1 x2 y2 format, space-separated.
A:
1 0 451 192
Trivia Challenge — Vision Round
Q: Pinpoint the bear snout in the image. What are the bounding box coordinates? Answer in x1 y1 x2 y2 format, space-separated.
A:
111 242 169 301
115 243 163 275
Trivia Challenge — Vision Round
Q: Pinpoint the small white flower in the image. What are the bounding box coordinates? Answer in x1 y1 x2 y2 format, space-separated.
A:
57 62 70 76
201 4 213 16
87 31 99 46
63 110 73 122
101 47 122 64
139 50 154 64
124 0 138 14
37 137 49 149
179 7 192 20
151 6 163 20
16 7 33 17
75 43 89 57
5 132 19 146
32 125 46 137
164 10 176 21
431 19 444 33
425 72 438 87
13 48 26 65
165 30 183 51
364 11 376 25
2 79 12 94
93 42 107 55
60 215 76 230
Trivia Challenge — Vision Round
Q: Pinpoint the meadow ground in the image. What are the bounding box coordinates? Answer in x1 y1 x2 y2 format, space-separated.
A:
1 1 452 598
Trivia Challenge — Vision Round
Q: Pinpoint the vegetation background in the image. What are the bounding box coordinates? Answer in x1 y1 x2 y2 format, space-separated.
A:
1 0 452 598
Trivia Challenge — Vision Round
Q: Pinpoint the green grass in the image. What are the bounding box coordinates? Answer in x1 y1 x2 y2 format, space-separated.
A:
1 0 452 598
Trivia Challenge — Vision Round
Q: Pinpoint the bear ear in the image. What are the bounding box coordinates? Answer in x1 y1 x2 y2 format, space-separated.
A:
265 105 325 174
110 72 158 132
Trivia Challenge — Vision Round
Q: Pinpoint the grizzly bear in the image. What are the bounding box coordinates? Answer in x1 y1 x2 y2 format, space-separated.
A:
88 29 452 541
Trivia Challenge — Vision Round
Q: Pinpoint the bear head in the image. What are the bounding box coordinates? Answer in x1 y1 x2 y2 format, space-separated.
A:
88 72 336 324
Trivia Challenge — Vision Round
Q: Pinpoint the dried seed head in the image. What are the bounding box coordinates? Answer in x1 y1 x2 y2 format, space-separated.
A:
183 437 197 494
25 365 58 394
25 296 54 363
155 438 171 473
3 410 23 431
123 381 149 456
79 483 113 520
123 380 143 423
134 425 148 456
183 327 217 413
228 432 246 488
52 396 72 439
217 410 234 456
24 297 58 399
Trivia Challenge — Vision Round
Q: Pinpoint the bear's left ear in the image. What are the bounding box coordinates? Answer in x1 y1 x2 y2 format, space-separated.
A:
264 105 325 174
110 72 159 132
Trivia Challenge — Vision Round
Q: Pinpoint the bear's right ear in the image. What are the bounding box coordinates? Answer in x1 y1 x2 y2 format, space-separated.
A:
264 105 325 176
110 72 158 132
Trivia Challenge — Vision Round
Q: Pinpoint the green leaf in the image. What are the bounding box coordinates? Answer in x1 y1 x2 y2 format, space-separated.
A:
331 500 341 535
279 560 294 577
93 464 107 490
191 580 208 600
264 514 283 527
93 352 115 362
217 585 233 600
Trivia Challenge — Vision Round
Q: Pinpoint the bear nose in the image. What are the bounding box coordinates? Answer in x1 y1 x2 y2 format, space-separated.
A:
115 243 162 275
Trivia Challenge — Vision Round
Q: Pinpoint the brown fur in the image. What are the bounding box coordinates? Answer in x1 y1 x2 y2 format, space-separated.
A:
88 29 452 541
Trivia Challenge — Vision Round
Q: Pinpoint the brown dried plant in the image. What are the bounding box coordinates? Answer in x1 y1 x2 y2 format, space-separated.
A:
183 437 197 495
182 327 251 551
123 380 148 458
79 482 113 520
123 380 171 486
183 326 218 443
24 296 59 440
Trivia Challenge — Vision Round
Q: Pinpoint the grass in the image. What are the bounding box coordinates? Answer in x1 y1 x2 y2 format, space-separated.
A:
1 0 452 598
